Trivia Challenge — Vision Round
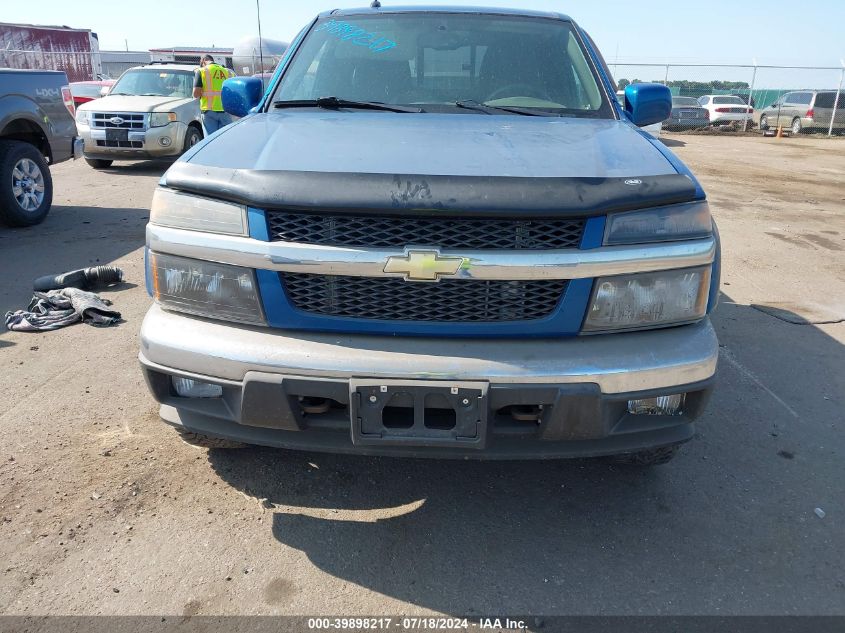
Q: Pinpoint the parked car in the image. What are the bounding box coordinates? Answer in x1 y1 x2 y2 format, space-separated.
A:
665 96 709 130
730 93 755 108
697 94 753 126
617 90 661 137
758 90 845 135
74 63 203 169
0 69 83 226
140 6 719 465
69 80 115 107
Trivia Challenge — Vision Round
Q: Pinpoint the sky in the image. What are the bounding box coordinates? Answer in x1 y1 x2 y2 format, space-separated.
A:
5 0 844 86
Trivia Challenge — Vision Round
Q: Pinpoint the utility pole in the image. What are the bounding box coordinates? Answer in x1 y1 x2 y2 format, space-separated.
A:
744 59 757 132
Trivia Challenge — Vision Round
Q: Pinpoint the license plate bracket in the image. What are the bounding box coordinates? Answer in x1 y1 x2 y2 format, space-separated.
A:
350 379 488 449
105 128 129 142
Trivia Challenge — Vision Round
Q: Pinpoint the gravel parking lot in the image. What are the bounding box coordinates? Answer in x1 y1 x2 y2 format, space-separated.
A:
0 134 843 617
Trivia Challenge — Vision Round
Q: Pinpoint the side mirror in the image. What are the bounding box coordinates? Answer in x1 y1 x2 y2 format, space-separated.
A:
99 86 110 97
623 83 672 127
221 77 264 118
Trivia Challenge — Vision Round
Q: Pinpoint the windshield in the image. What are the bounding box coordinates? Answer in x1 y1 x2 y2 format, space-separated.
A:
110 69 194 98
713 96 745 105
274 13 610 116
71 84 108 98
673 97 700 107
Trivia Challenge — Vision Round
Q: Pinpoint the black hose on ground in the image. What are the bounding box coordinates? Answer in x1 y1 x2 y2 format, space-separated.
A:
32 266 124 292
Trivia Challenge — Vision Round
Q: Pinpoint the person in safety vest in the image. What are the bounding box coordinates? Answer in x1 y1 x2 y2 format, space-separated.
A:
192 54 235 135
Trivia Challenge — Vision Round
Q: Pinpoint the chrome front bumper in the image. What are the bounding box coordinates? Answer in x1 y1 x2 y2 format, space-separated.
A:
139 305 718 394
79 122 187 159
139 306 718 458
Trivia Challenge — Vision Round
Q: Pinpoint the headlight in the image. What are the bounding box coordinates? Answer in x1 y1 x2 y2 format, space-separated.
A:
150 188 247 236
583 266 710 333
605 201 712 245
149 252 265 325
75 109 88 125
149 112 177 127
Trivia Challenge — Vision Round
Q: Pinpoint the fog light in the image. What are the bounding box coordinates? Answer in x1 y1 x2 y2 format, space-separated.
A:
628 394 685 415
172 376 222 398
159 137 172 147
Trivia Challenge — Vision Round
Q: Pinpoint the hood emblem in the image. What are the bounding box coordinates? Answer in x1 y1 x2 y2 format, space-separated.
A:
109 116 125 126
624 179 642 185
384 250 465 282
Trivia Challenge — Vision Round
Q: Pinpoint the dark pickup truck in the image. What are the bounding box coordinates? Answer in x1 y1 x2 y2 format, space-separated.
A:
0 69 83 226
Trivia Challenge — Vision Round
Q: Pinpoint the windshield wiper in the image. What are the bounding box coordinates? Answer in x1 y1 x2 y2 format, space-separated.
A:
455 99 560 117
273 96 422 113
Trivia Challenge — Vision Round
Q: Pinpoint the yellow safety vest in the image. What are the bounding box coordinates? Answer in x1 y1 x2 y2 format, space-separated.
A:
198 63 232 111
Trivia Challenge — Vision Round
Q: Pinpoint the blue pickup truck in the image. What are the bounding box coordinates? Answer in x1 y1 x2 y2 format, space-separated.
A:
140 6 720 465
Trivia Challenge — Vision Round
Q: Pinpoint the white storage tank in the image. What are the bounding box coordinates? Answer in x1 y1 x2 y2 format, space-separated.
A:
232 36 288 76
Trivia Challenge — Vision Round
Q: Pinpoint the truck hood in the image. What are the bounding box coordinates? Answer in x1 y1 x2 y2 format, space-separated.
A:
189 111 674 177
165 111 696 216
78 94 193 113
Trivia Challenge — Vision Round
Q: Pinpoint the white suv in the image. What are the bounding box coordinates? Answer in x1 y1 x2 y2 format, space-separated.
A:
75 63 204 169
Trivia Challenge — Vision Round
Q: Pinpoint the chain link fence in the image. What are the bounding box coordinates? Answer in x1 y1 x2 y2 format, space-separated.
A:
609 63 845 136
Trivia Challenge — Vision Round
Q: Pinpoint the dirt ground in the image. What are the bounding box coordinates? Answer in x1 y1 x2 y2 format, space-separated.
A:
0 134 843 618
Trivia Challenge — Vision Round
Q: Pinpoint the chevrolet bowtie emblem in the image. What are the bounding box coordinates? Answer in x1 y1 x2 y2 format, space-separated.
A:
384 251 465 281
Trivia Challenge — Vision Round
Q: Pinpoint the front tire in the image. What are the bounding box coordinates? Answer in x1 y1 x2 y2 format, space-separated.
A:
182 126 202 153
0 140 53 227
609 443 682 466
85 158 113 169
759 115 769 130
791 117 803 135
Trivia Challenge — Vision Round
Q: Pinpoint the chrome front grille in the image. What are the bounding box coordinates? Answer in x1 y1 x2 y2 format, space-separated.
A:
281 273 567 322
90 112 146 129
266 211 586 250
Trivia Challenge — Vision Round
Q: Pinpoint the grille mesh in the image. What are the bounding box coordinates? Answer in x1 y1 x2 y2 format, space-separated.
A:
267 212 585 250
282 274 567 322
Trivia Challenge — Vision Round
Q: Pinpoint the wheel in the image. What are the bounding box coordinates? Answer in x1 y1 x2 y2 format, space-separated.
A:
791 117 803 135
759 115 768 130
85 158 113 169
182 126 202 153
609 443 682 466
0 140 53 227
174 428 247 449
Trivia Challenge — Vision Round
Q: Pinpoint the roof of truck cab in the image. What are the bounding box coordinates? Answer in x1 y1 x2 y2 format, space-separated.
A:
321 6 571 21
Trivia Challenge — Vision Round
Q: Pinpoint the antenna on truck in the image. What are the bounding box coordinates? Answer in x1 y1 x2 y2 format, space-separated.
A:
256 0 265 76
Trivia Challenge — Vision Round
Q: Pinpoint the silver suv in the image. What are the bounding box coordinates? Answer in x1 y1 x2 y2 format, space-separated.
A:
75 63 203 168
758 90 845 135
